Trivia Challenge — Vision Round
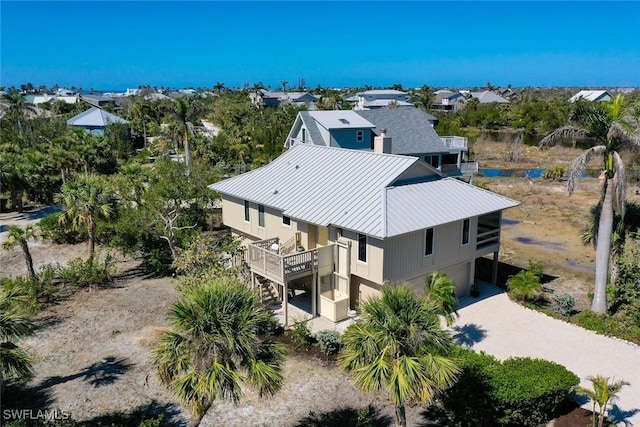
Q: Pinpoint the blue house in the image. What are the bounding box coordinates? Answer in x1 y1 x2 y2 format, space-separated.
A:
67 107 129 135
284 108 477 176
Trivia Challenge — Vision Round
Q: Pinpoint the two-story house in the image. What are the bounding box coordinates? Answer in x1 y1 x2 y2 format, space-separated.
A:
284 108 477 177
355 89 414 110
210 143 518 326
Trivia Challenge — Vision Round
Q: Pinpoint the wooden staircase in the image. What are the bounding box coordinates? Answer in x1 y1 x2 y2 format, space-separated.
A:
258 277 279 305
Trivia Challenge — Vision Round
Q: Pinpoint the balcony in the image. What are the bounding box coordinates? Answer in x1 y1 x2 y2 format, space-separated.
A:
441 136 468 149
287 137 307 147
476 226 500 250
248 237 320 284
439 161 478 176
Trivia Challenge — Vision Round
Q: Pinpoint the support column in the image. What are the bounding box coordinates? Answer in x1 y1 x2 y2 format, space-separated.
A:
312 271 317 317
283 281 289 328
492 251 499 286
250 271 255 291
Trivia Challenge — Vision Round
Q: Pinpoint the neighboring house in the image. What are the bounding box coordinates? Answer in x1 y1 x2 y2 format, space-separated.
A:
355 89 414 110
468 90 510 104
432 90 467 112
80 94 116 108
569 90 612 103
210 144 519 326
67 107 129 135
249 90 317 108
284 108 477 176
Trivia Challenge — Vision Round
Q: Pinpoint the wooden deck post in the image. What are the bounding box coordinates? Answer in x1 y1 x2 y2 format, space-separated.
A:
250 271 255 291
284 280 289 328
492 251 499 286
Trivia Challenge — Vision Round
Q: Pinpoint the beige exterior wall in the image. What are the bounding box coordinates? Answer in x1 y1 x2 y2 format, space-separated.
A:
340 229 384 285
403 261 473 297
383 217 479 286
350 275 382 309
222 195 301 244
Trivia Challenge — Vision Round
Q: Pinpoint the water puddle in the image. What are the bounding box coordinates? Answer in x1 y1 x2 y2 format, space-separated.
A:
514 236 565 250
501 218 521 226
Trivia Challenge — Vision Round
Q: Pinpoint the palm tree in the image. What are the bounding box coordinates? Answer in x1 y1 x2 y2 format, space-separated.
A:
130 102 152 146
424 272 458 325
55 175 115 260
539 95 640 313
339 285 460 427
152 277 285 427
577 375 629 427
171 97 206 176
0 288 34 392
2 225 38 277
5 92 36 136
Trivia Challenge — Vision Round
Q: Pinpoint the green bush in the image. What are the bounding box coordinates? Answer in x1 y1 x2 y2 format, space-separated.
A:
528 259 544 280
441 348 579 427
316 330 341 355
507 271 541 301
58 255 115 288
572 310 640 345
542 165 568 181
286 320 312 348
39 212 85 244
0 264 59 314
552 293 575 317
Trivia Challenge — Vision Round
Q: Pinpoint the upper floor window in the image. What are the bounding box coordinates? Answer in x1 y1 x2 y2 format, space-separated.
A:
424 228 434 256
244 200 250 222
357 233 367 263
258 205 265 227
282 215 291 226
357 130 364 142
462 219 470 245
302 128 306 142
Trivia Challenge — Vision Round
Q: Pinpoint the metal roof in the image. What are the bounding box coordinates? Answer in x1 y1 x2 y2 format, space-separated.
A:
569 90 611 102
307 110 375 130
67 107 129 127
384 178 519 237
210 145 519 238
210 144 418 237
357 89 408 96
362 99 415 108
469 91 510 103
355 108 447 155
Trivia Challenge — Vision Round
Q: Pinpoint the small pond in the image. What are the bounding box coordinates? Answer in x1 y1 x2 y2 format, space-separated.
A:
478 168 600 178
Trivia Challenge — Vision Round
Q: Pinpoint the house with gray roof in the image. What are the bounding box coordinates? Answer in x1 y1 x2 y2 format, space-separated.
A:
355 89 414 110
249 89 317 108
284 108 477 176
569 90 612 103
67 107 129 135
432 90 467 112
469 90 510 104
210 144 518 326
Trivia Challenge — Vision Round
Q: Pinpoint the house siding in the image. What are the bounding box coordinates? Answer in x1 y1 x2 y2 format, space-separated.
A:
330 129 372 149
383 218 478 285
341 229 384 284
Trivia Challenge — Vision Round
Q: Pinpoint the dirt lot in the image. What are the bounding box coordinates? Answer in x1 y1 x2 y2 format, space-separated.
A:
1 141 638 426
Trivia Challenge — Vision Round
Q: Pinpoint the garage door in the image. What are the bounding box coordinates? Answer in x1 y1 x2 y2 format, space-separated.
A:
442 262 471 297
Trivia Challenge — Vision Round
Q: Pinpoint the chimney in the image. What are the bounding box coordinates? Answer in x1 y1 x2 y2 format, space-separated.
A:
373 129 392 154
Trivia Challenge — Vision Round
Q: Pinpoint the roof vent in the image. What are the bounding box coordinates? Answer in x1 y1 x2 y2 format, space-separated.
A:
273 190 278 195
339 118 350 124
295 165 299 169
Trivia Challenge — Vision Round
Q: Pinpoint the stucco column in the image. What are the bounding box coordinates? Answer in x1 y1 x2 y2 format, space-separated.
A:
312 272 317 317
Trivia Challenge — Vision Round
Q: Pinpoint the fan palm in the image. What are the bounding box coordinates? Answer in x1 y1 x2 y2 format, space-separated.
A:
0 288 34 391
152 277 285 427
539 95 640 313
339 285 459 427
424 272 459 325
55 175 115 260
2 225 38 277
577 375 629 427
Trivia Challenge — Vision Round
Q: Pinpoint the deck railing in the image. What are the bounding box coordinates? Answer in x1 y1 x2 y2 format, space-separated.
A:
441 136 468 149
461 161 479 174
248 237 318 283
476 227 500 250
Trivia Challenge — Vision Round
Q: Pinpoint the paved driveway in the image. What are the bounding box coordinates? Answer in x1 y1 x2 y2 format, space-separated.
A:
451 283 640 426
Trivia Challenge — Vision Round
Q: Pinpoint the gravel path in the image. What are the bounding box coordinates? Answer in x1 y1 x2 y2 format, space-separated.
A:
451 283 640 426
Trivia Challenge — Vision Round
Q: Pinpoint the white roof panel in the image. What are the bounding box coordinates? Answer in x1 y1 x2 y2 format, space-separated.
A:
307 110 375 129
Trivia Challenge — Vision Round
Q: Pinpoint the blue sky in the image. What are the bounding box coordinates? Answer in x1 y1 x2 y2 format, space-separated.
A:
1 1 639 90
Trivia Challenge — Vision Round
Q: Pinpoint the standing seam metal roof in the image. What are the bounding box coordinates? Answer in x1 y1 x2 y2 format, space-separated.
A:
210 145 520 238
67 107 129 127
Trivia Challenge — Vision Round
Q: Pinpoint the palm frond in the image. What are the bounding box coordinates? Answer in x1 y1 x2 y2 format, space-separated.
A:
0 341 34 380
539 126 594 149
567 145 606 195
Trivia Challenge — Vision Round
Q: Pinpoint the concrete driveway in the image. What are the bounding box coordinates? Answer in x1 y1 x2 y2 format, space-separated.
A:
450 283 640 426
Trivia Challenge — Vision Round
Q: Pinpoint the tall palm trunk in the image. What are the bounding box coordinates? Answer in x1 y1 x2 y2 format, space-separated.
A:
592 179 613 313
19 240 35 277
395 403 407 427
88 214 96 261
184 129 193 176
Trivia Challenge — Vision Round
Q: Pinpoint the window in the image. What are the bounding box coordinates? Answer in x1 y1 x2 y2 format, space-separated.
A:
282 215 291 226
462 219 470 245
358 233 367 263
244 200 250 222
425 155 440 168
357 130 364 142
424 228 434 256
258 205 265 227
301 128 306 142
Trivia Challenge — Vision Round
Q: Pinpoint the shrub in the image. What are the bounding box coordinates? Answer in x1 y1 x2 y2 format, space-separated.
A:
441 348 579 426
286 320 312 348
316 330 341 355
0 264 59 314
542 165 568 181
552 293 575 316
528 259 544 280
58 255 115 288
39 212 85 244
507 271 541 301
